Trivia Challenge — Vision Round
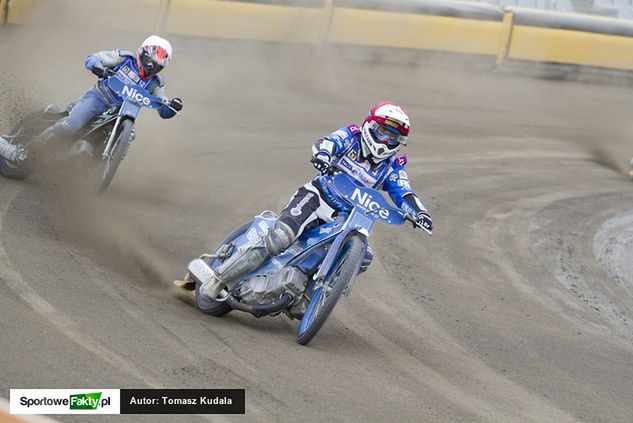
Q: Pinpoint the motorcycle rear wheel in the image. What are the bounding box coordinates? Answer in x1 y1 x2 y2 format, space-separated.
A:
0 111 55 180
0 153 27 179
195 221 254 317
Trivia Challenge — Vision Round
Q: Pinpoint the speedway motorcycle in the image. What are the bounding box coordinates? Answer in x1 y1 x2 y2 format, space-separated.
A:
177 172 431 345
0 69 179 192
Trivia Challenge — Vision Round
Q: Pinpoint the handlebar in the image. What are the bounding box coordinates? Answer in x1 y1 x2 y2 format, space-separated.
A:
409 216 433 236
164 102 183 116
364 207 432 236
97 69 183 116
320 162 431 236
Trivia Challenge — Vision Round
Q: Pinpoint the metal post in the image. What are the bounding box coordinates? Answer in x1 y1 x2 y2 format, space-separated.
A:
1 0 9 26
153 0 172 35
319 0 334 47
496 9 515 66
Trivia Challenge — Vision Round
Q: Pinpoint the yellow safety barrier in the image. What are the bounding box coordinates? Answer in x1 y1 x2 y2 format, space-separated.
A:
5 0 164 29
164 0 326 44
496 11 514 65
328 8 502 56
6 0 36 24
509 25 633 70
162 1 505 56
6 0 633 72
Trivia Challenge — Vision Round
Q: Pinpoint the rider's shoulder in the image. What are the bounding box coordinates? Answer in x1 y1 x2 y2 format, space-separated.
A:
346 123 361 136
391 154 408 169
328 124 360 142
117 50 136 58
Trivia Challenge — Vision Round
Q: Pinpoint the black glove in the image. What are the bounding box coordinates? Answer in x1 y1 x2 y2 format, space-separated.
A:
417 211 433 231
91 65 107 78
311 152 331 174
169 98 183 112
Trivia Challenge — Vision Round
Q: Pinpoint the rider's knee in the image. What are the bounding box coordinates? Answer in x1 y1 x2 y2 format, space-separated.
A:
264 221 296 255
52 118 76 137
59 101 101 136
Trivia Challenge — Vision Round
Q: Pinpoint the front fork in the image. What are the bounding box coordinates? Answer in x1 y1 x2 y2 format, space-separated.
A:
102 115 122 159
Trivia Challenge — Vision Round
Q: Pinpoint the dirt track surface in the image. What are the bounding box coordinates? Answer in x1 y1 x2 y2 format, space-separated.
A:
2 7 633 423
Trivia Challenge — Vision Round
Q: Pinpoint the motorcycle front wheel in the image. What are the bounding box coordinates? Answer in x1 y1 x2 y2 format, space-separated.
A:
297 234 365 345
96 119 134 193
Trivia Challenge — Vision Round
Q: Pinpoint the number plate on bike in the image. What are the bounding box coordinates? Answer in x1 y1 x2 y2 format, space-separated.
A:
188 259 216 285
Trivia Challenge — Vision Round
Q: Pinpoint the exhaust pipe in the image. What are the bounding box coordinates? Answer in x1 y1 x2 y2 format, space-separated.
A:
0 136 26 162
227 293 293 318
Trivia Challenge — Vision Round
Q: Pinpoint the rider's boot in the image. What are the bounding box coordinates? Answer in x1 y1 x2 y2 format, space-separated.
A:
199 221 296 299
0 136 27 163
29 126 72 163
31 126 59 148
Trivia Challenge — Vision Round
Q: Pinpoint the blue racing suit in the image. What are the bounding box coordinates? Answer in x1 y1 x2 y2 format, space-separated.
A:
198 123 432 295
313 124 427 218
272 124 430 273
48 50 176 138
278 124 429 236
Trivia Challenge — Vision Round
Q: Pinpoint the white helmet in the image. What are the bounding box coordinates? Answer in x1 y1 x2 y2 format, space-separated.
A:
360 102 410 162
136 35 172 78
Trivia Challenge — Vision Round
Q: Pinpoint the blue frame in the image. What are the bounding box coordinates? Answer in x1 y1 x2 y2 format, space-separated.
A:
107 75 166 121
215 173 411 309
97 74 171 159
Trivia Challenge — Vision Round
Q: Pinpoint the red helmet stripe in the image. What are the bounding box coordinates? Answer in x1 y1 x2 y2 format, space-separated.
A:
154 46 169 64
136 55 145 79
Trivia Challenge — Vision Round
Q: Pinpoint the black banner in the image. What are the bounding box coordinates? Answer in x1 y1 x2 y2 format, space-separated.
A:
120 389 245 414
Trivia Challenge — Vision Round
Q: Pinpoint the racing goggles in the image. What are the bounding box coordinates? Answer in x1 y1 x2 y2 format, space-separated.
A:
368 120 407 148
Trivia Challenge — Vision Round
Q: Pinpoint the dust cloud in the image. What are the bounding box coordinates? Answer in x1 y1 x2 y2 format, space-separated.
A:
1 0 632 286
3 3 633 422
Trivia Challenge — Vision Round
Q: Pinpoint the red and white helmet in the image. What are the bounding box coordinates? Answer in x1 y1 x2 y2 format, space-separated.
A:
137 35 172 79
360 102 410 162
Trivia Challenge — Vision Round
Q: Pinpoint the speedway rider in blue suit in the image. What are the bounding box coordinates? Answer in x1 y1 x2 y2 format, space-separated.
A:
200 102 432 298
32 35 182 146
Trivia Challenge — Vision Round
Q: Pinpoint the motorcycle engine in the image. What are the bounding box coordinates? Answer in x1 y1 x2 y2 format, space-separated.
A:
238 267 307 305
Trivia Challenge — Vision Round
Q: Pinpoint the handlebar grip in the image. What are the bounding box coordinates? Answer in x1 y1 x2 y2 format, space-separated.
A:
406 214 432 236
